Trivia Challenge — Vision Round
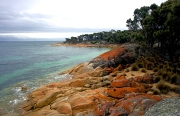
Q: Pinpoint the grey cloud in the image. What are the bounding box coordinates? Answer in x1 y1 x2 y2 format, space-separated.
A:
0 9 108 33
0 5 102 33
0 0 116 34
0 5 55 32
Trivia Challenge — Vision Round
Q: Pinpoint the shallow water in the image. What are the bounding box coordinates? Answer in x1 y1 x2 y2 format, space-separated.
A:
0 41 109 113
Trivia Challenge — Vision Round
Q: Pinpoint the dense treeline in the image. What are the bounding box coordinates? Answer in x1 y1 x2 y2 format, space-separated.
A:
65 29 133 44
127 0 180 62
65 0 180 62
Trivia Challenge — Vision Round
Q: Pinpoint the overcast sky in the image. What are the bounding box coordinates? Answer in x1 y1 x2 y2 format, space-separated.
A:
0 0 166 41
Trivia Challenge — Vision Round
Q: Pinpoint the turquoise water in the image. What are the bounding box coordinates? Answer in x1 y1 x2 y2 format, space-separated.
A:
0 41 109 113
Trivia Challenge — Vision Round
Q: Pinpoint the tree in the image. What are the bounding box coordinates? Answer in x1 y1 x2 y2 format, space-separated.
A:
126 5 152 45
127 0 180 62
133 6 150 29
142 4 159 47
126 18 139 31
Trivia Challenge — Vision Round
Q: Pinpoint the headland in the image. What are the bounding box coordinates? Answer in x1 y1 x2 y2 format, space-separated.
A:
10 43 180 116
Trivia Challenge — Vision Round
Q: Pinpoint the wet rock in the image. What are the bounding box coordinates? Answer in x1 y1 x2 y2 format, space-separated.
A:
35 90 63 108
0 108 6 116
22 108 60 116
21 86 28 91
2 113 20 116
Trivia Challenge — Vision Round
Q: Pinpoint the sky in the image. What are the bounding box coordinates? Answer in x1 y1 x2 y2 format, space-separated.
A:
0 0 167 41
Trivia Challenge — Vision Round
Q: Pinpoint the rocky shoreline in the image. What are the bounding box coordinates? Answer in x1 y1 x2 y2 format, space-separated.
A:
51 43 118 48
6 43 180 116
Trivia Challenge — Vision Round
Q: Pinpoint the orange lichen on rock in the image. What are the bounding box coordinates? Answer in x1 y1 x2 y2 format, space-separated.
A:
110 79 131 88
107 87 145 98
110 93 164 115
94 93 164 116
96 45 125 60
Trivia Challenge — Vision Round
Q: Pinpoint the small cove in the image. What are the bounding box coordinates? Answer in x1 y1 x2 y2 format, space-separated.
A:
0 41 110 113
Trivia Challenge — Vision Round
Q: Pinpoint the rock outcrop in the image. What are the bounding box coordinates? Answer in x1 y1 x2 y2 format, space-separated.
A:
144 97 180 116
17 44 179 116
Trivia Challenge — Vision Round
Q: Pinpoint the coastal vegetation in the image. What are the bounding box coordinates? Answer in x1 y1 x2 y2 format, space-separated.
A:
65 29 132 44
126 0 180 62
65 0 180 62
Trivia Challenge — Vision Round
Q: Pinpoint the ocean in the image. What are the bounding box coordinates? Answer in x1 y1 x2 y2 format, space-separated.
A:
0 41 109 113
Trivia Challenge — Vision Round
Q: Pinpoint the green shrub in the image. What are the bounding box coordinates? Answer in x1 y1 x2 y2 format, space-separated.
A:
158 64 164 69
153 89 160 95
153 67 158 72
141 68 147 73
157 81 171 94
91 41 97 44
178 62 180 68
166 67 174 72
156 56 163 63
131 64 139 71
154 76 162 83
171 86 180 94
162 71 170 81
137 62 144 68
146 57 155 63
172 63 178 69
157 70 163 76
146 62 154 70
170 74 178 84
